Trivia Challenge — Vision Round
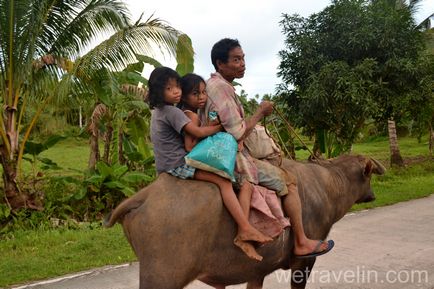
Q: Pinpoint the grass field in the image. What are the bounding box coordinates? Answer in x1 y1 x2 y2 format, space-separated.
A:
0 135 433 287
352 136 434 210
0 225 135 287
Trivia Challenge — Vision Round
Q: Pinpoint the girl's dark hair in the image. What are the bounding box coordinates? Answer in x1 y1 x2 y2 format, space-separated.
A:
211 38 241 71
147 66 180 109
179 73 206 108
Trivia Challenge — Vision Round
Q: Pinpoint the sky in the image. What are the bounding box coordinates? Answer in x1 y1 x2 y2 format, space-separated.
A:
125 0 434 97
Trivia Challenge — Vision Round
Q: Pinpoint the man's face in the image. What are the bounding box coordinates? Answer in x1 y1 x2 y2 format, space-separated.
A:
217 46 246 81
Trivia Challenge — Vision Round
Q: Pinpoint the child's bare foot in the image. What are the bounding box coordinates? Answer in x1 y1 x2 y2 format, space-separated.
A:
237 226 273 244
234 237 263 261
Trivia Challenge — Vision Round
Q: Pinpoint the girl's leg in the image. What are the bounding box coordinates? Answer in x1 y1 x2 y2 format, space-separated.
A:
235 181 264 261
194 170 270 242
238 180 253 219
194 170 271 261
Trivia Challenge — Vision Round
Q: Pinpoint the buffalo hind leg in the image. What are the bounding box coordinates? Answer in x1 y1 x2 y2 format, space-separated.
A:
291 258 316 289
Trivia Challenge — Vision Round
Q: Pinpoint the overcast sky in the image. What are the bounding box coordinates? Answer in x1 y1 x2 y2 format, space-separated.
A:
125 0 434 97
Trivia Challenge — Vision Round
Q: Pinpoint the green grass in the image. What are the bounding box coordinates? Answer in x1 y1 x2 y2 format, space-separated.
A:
0 135 433 287
352 135 430 160
0 137 90 178
0 224 135 287
25 137 90 174
351 135 434 210
352 159 434 211
39 137 90 172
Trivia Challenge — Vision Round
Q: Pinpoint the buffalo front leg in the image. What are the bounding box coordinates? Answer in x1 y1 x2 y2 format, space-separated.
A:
139 264 196 289
246 277 264 289
290 258 316 289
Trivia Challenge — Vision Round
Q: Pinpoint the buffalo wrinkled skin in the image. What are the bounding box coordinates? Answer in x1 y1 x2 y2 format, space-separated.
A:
105 155 384 289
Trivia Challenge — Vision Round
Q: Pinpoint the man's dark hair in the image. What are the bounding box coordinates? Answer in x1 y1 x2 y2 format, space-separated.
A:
147 66 180 109
211 38 241 71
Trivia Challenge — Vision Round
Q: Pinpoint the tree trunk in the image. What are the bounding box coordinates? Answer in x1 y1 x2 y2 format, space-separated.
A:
79 106 83 128
429 122 434 157
1 104 31 210
0 146 27 209
102 124 113 164
387 119 404 166
310 135 323 161
88 133 100 170
118 130 126 165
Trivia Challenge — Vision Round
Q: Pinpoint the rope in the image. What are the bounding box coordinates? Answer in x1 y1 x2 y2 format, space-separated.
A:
272 107 317 160
270 117 293 160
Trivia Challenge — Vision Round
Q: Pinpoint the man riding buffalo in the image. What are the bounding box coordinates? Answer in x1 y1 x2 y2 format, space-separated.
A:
200 38 334 259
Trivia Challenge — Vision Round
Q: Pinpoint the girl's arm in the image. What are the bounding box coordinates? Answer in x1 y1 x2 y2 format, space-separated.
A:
184 111 200 152
183 118 222 140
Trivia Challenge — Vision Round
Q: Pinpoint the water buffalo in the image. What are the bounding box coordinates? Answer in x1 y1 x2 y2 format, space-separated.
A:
105 154 385 289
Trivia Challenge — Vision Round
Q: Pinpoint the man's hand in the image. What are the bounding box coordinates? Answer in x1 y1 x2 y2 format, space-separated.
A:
243 101 274 140
259 101 274 117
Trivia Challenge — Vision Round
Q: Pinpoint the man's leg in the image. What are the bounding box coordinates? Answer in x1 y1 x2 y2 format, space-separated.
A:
282 183 329 256
253 159 330 256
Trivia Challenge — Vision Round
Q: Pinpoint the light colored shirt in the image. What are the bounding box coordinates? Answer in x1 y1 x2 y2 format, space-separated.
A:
201 72 258 184
150 105 191 174
201 72 247 140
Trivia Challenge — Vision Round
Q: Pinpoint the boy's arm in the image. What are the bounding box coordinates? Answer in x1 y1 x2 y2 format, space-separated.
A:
184 112 200 152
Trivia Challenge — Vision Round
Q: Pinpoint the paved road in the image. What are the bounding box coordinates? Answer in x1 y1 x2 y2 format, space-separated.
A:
10 195 434 289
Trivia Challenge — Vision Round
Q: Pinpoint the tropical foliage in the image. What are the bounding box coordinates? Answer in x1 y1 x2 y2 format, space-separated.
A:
276 0 433 161
0 0 193 210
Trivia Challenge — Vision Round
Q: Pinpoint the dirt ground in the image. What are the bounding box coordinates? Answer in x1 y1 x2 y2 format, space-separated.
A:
10 194 434 289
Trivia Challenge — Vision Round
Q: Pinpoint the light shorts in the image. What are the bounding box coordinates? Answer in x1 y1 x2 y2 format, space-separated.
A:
253 158 294 197
167 164 196 179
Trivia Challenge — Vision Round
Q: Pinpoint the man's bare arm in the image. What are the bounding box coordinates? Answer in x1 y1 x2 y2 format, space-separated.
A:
241 101 274 140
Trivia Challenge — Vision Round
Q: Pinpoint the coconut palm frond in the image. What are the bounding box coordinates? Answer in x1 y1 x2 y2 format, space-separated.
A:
0 0 39 100
88 103 109 135
418 13 434 30
176 34 195 76
121 84 148 100
75 16 186 76
408 0 423 12
47 0 131 58
32 54 75 72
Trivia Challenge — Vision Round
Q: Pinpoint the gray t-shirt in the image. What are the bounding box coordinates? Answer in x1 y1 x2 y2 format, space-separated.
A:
150 105 191 174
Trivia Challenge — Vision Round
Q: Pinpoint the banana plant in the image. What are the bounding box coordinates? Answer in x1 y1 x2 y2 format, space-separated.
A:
86 34 194 172
0 0 193 210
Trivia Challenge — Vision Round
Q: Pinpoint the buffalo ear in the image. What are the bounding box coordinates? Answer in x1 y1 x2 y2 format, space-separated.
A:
370 158 386 175
363 159 373 177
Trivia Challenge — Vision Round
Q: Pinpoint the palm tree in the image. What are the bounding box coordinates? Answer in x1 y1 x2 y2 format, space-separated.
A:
418 15 434 156
381 0 427 166
0 0 192 210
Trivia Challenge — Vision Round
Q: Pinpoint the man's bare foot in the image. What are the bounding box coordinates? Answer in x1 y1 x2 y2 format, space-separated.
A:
236 226 273 244
234 237 263 261
294 239 333 257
